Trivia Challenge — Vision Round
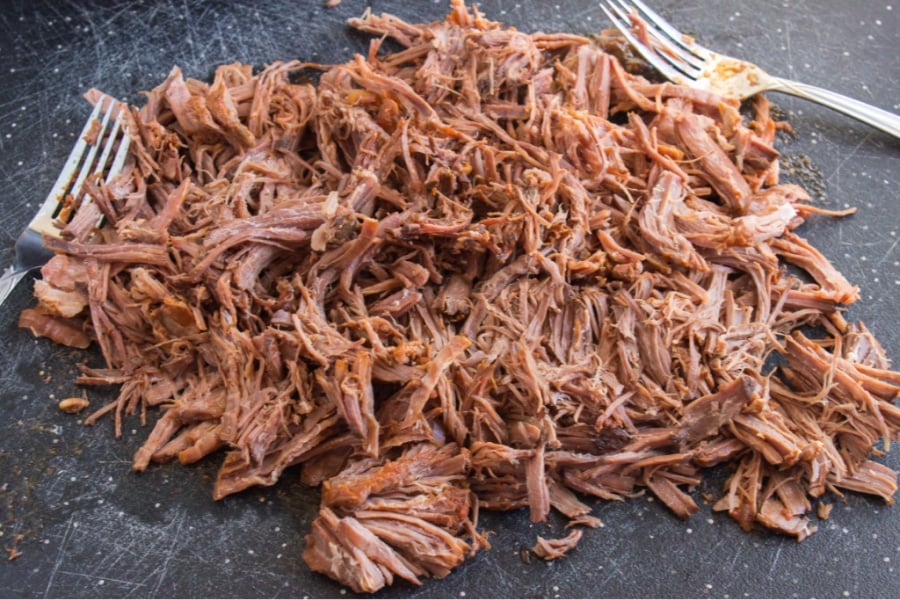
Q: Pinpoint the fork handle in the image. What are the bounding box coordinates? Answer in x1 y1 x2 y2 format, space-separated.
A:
0 267 29 308
768 77 900 139
0 229 53 309
15 228 55 272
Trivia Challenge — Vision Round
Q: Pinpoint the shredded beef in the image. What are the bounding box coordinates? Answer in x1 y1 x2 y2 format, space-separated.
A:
532 529 583 560
20 1 900 592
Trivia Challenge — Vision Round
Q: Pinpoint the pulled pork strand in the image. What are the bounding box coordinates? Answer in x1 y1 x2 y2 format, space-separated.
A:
20 1 900 592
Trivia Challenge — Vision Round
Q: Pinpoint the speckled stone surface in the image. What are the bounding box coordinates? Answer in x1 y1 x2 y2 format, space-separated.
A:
0 1 898 597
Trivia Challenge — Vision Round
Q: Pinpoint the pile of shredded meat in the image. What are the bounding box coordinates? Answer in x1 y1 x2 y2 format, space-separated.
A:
19 2 900 593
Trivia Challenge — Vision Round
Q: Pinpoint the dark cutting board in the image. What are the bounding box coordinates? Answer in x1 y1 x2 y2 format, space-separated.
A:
1 1 898 597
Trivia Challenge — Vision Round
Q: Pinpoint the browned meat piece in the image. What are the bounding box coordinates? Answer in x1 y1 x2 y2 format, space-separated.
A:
303 506 424 593
19 308 90 349
206 66 256 150
567 514 604 529
322 443 469 509
772 232 860 304
548 478 594 519
830 460 898 503
645 473 699 519
757 496 816 542
674 112 753 213
713 458 755 530
33 279 88 318
755 473 816 541
306 443 483 592
317 351 379 457
843 322 893 370
18 0 900 592
39 254 90 293
674 375 761 447
531 530 583 561
638 170 706 270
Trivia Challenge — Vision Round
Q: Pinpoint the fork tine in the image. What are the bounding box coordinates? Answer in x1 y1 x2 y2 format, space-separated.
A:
628 0 712 60
29 94 128 238
34 99 105 225
611 0 706 74
604 2 702 81
67 94 116 204
94 104 127 184
107 115 131 181
600 4 686 83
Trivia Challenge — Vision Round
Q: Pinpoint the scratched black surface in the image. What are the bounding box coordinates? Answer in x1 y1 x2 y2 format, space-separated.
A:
0 0 898 598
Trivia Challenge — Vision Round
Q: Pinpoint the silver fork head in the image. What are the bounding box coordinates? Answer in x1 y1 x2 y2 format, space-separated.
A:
0 92 131 308
602 0 777 99
600 0 711 84
30 93 130 236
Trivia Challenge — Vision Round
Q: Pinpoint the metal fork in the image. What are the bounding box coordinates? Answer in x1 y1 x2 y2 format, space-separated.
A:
0 94 130 308
601 0 900 139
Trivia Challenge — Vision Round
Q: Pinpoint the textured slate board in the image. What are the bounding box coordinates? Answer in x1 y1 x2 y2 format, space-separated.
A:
0 1 898 597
